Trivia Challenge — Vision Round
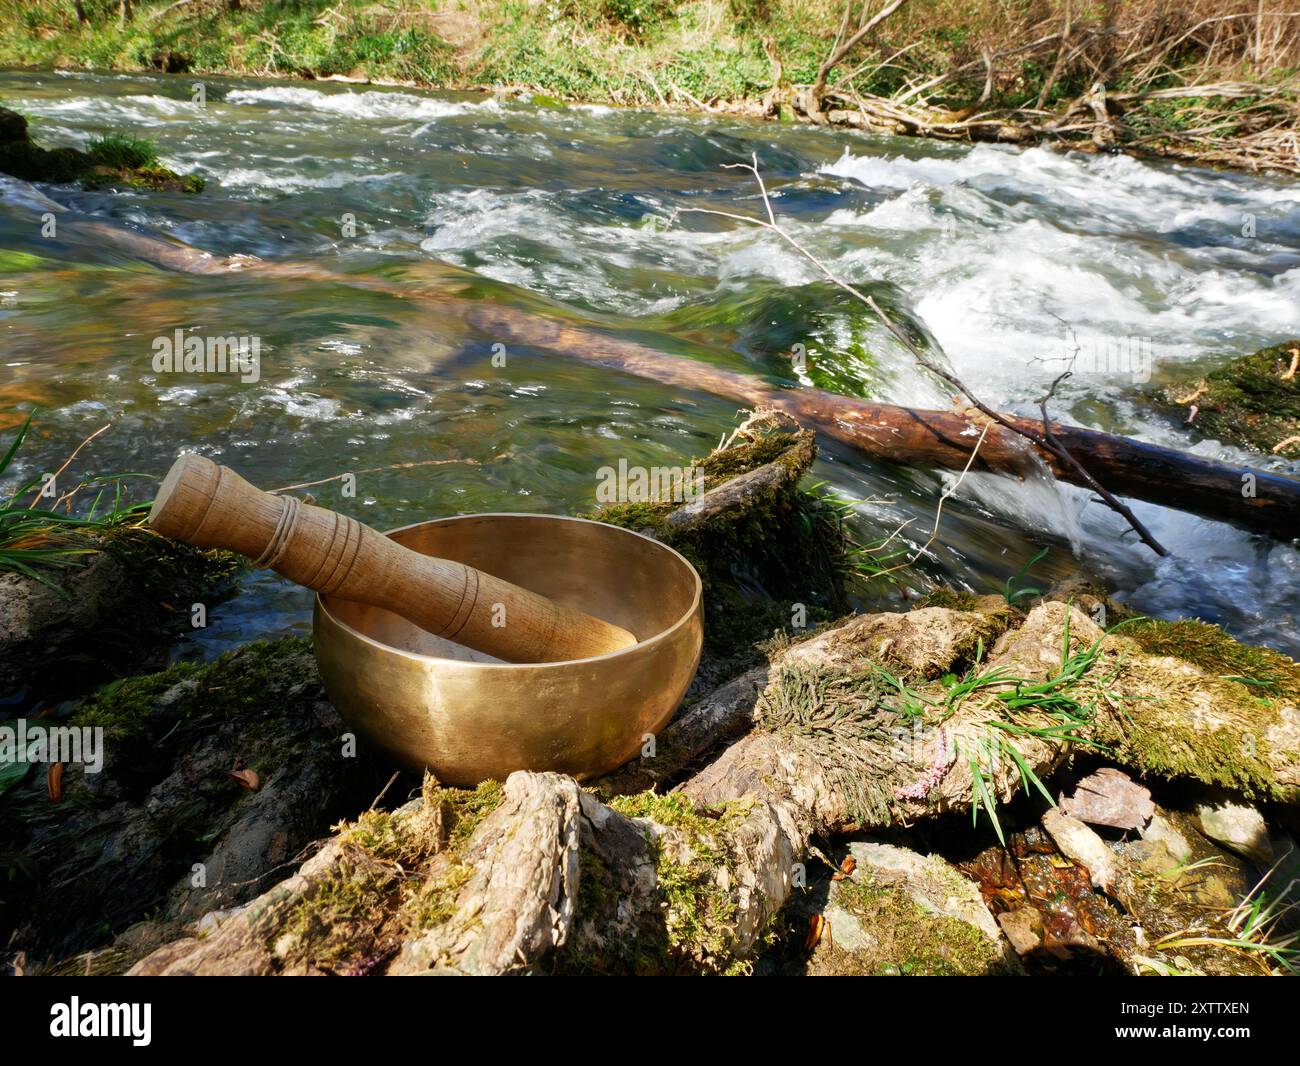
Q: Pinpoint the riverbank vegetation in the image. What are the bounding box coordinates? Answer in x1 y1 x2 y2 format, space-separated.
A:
0 0 1296 172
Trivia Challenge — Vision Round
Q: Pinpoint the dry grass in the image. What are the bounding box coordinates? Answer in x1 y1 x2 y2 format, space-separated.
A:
796 0 1300 171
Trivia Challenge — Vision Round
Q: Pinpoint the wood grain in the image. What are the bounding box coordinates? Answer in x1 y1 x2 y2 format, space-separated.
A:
148 454 637 663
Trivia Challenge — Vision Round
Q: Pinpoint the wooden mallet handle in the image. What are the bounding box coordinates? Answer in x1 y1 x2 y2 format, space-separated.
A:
148 454 637 663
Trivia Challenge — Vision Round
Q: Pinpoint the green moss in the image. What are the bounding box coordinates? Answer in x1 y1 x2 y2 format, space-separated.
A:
918 587 983 612
275 777 505 972
1100 669 1284 800
694 430 802 484
1156 340 1300 455
828 874 1005 976
72 636 310 744
82 162 205 193
1119 616 1300 703
1095 620 1298 801
607 791 754 973
593 428 854 676
96 524 242 606
573 842 618 924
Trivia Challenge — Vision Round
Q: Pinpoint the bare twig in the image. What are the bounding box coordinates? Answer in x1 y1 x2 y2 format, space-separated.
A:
25 423 111 510
812 0 909 105
269 455 495 495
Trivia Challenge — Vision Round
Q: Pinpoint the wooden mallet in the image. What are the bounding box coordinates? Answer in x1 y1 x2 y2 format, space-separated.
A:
148 454 638 663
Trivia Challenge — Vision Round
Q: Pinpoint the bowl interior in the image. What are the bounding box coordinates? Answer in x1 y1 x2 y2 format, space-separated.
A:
321 513 699 663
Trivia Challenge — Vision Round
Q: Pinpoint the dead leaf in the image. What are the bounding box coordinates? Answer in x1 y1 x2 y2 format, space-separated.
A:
227 768 261 791
831 855 857 881
804 913 826 951
47 762 63 803
1060 767 1153 830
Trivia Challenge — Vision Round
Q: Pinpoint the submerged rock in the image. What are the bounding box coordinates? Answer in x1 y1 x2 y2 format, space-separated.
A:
1042 809 1117 893
1194 795 1273 867
1154 339 1300 457
1139 810 1194 863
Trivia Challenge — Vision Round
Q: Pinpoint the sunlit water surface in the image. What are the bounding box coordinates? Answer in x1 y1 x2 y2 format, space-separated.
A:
2 70 1298 659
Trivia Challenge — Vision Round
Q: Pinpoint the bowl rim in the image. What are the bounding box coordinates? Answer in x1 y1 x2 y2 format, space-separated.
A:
314 512 703 670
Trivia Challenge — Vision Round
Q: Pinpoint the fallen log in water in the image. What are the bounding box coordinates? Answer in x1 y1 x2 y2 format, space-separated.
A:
456 303 1300 541
25 191 1300 541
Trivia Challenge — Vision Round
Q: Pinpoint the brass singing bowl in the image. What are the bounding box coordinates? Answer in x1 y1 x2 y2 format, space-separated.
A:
312 513 703 785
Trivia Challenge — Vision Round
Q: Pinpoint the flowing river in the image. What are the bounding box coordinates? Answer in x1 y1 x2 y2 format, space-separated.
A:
2 69 1298 659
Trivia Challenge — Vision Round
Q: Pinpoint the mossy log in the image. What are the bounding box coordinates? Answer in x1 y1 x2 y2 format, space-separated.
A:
126 599 1300 975
594 424 854 686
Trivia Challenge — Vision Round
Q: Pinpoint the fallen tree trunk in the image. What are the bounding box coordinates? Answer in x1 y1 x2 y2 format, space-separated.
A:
22 184 1300 540
457 302 1300 541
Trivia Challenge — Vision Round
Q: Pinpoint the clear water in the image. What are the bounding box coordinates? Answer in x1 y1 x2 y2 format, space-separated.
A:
2 69 1298 659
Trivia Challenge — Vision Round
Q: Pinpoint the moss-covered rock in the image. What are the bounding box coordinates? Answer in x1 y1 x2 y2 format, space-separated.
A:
0 112 204 192
0 139 93 183
786 842 1016 976
1120 615 1300 704
1154 339 1300 456
594 425 856 686
0 525 242 705
0 638 386 969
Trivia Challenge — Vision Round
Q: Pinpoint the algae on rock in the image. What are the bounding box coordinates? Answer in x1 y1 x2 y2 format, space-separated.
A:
1154 339 1300 456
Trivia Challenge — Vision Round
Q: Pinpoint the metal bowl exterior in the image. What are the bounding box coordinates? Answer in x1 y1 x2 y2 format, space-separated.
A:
312 513 703 785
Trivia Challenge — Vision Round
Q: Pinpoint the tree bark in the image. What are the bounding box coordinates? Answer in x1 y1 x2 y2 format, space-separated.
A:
456 301 1300 540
